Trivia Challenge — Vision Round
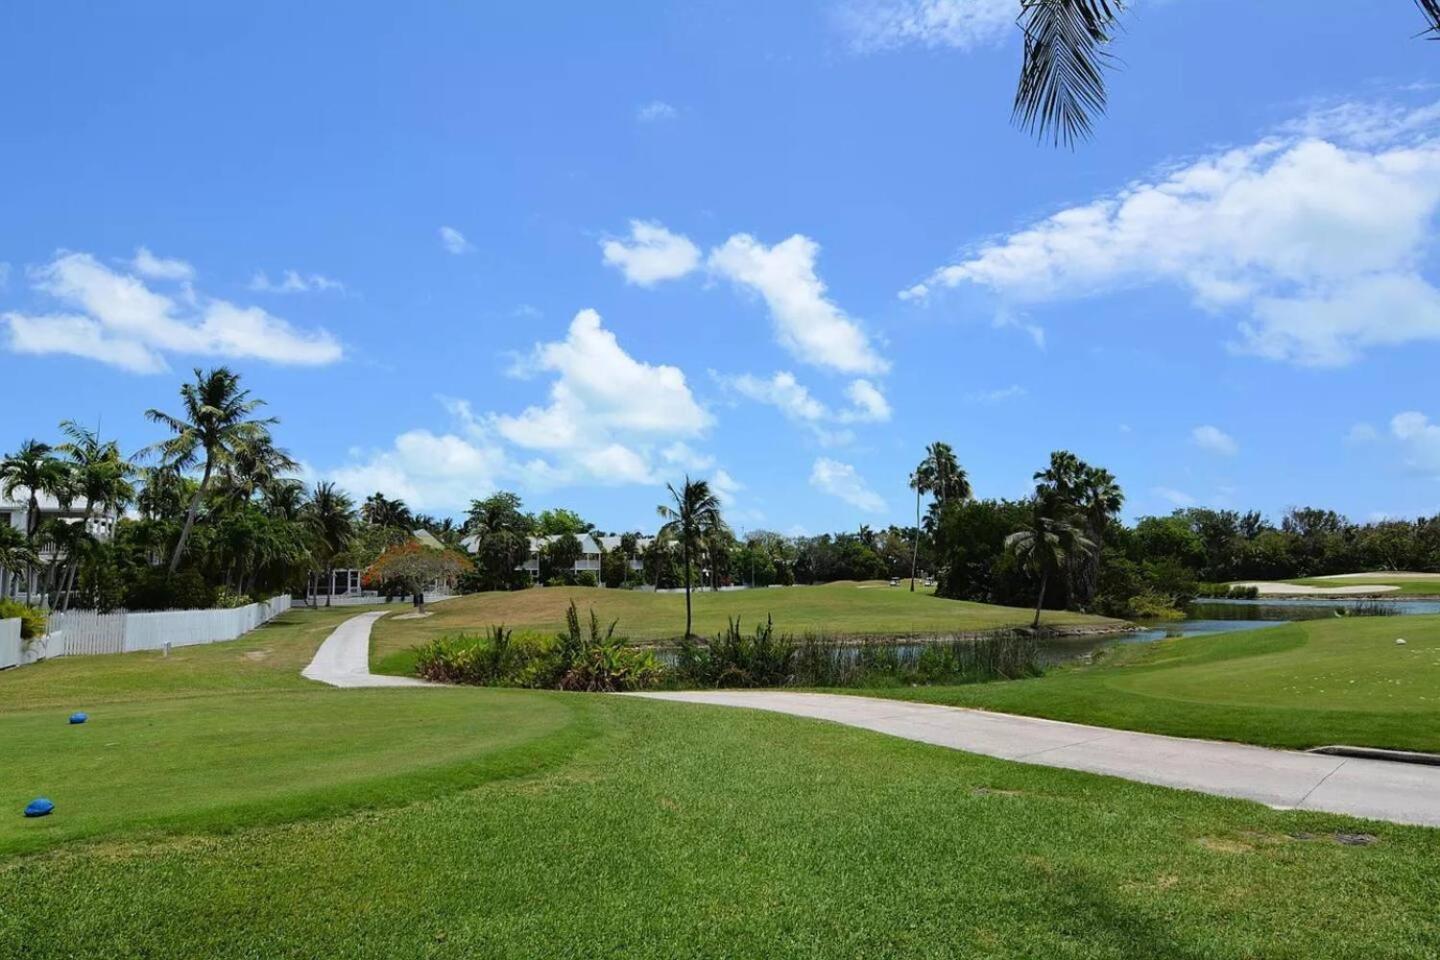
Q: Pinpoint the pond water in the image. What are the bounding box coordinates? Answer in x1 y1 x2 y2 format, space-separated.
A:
1042 596 1440 666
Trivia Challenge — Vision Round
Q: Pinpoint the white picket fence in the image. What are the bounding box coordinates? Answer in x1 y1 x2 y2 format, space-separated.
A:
45 595 293 659
0 618 20 670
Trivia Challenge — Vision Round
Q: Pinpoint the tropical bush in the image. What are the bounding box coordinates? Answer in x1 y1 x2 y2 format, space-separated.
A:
0 598 48 639
413 604 660 692
574 571 598 588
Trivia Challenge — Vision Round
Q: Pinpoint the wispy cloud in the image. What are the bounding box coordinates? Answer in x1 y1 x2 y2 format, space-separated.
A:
1191 425 1238 457
439 225 473 255
636 100 677 123
248 269 345 294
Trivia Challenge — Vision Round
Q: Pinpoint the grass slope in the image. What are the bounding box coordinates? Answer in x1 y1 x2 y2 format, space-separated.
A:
864 615 1440 751
371 582 1122 674
3 696 1438 958
0 606 585 856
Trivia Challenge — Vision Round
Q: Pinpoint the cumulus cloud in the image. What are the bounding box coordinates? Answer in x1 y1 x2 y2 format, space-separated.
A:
710 233 889 375
839 0 1016 53
601 220 701 287
636 100 678 122
719 370 890 444
248 269 345 294
810 458 888 513
902 99 1440 368
1390 411 1440 475
131 247 195 281
1191 425 1239 457
2 251 342 373
439 226 473 254
328 311 715 505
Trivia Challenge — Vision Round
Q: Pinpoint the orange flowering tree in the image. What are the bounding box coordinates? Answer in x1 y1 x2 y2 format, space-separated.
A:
365 541 472 601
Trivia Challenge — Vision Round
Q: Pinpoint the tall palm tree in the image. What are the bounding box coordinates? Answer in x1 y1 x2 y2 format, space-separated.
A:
656 476 728 638
1012 1 1440 147
217 432 299 505
363 492 413 529
145 367 277 574
1005 497 1095 629
1 440 70 540
0 524 38 601
908 442 972 591
304 482 356 607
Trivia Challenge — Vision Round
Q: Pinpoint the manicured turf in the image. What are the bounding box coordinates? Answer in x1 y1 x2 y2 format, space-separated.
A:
6 606 1439 957
1284 576 1440 596
370 582 1123 674
3 695 1439 958
863 615 1440 752
0 606 586 856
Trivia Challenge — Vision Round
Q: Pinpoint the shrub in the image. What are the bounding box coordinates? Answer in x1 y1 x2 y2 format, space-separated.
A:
574 571 598 588
675 617 796 687
414 625 550 685
213 588 253 609
1124 591 1186 620
0 599 48 640
552 603 661 692
124 568 216 611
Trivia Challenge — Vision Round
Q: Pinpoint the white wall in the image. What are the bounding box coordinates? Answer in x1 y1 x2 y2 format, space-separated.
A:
0 618 19 670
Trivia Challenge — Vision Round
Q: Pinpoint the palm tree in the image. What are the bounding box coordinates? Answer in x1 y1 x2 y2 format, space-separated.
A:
1012 1 1440 147
908 442 972 591
145 367 277 574
1 440 70 540
0 524 38 601
1005 497 1095 629
217 432 299 505
304 482 356 607
656 476 728 638
363 492 413 529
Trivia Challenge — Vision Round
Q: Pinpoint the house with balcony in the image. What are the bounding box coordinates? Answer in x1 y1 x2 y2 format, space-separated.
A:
1 494 118 601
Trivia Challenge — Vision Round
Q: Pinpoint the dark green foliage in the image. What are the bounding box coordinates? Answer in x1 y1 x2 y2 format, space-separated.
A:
413 603 660 692
0 598 48 639
670 617 1042 689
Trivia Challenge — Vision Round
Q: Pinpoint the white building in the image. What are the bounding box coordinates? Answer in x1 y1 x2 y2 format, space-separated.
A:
462 532 654 582
1 494 118 601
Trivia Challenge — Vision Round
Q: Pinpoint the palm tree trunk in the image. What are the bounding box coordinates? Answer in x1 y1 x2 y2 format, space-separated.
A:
169 457 213 574
683 538 692 638
910 488 920 591
1033 569 1048 630
326 564 334 607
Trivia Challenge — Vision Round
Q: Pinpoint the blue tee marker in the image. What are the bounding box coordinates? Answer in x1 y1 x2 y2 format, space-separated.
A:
24 798 54 818
68 712 87 724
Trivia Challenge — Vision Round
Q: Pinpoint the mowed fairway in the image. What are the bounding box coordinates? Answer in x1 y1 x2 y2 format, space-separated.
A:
1283 574 1440 596
371 582 1122 673
869 615 1440 752
3 608 1440 956
0 607 586 856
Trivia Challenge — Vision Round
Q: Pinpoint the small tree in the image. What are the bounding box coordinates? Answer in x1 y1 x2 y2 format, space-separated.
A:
366 542 472 611
544 533 583 583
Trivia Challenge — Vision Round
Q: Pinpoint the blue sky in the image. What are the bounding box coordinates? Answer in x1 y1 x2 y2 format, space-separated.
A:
3 0 1440 533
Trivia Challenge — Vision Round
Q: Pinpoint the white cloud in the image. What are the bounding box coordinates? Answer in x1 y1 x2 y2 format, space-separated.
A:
1191 425 1238 457
966 384 1027 405
840 0 1015 53
330 428 511 511
439 226 473 255
661 441 716 472
1154 486 1198 508
636 100 678 122
710 233 889 375
1347 422 1379 444
3 251 342 373
720 370 890 443
1390 411 1440 475
248 269 345 294
810 457 888 513
903 99 1440 368
711 468 743 503
839 378 892 422
131 247 195 281
330 313 714 504
601 220 701 287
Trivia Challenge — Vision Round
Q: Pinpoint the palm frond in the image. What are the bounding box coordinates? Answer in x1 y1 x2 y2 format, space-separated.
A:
1012 0 1125 148
1419 0 1440 37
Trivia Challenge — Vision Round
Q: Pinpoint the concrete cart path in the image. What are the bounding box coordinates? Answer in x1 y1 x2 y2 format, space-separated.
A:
302 611 433 688
630 691 1440 827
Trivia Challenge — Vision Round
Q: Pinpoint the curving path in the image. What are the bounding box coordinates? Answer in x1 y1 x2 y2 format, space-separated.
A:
631 691 1440 827
302 611 433 688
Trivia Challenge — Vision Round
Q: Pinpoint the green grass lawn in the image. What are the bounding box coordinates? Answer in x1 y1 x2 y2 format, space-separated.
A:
5 606 1440 956
0 606 587 856
862 615 1440 752
371 582 1123 674
1282 576 1440 596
